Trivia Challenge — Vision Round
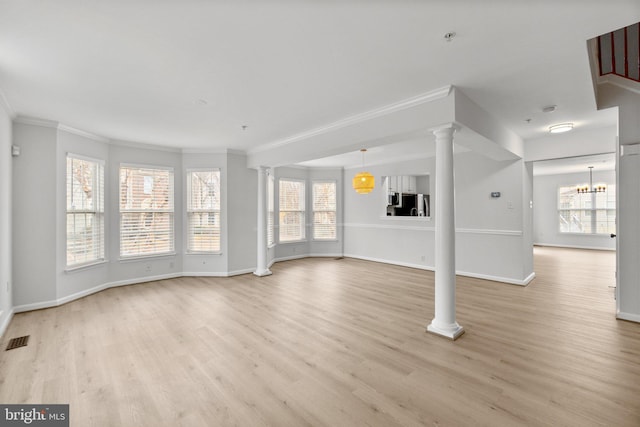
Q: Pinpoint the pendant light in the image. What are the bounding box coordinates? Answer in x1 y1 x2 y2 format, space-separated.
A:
353 149 375 194
577 166 606 194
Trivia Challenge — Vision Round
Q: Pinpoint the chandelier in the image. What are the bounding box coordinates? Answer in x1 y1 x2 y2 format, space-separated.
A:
577 166 606 194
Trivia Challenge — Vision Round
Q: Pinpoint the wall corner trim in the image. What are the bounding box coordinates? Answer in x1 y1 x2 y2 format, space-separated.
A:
0 309 15 338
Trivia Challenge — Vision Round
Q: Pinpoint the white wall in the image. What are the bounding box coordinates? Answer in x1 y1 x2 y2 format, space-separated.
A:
601 84 640 322
12 123 58 307
10 121 266 311
226 153 257 274
0 101 12 335
343 151 534 284
533 170 616 250
525 126 617 162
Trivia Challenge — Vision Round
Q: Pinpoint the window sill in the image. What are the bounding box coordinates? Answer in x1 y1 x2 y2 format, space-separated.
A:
65 259 108 273
379 216 432 221
278 240 308 245
312 239 339 242
558 232 612 236
186 251 223 256
119 252 177 263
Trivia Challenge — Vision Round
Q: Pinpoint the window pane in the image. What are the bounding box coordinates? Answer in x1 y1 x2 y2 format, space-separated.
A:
268 175 274 246
313 212 336 240
66 156 104 267
558 185 616 235
188 171 220 211
188 212 220 252
313 182 337 240
279 179 305 242
120 166 174 257
279 180 305 211
313 182 336 210
121 212 174 256
187 170 221 252
279 212 305 242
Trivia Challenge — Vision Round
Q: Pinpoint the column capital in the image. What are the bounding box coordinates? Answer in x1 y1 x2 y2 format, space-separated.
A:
430 122 461 136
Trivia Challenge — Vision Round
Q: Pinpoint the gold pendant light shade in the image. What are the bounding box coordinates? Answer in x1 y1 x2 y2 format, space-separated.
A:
353 172 375 194
352 148 375 194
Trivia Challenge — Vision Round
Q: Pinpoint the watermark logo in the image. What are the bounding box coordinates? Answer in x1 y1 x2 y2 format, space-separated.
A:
0 405 68 426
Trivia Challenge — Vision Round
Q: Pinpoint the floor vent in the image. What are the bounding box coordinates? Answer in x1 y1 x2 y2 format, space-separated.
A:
5 335 29 351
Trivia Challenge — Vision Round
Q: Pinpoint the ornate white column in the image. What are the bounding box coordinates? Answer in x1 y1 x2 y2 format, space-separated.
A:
427 124 464 339
254 166 272 277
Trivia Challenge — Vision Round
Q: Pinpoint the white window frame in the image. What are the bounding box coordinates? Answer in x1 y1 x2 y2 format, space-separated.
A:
119 163 175 259
186 168 221 254
268 173 275 247
65 153 105 270
279 178 306 243
312 180 337 241
557 185 616 235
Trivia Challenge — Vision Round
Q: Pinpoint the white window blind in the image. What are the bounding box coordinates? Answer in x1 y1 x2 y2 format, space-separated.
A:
558 185 616 234
120 165 174 257
268 173 275 246
66 155 104 267
313 181 337 240
279 179 305 242
187 170 221 252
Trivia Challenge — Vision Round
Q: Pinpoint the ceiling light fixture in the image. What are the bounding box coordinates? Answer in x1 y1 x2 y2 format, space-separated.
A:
352 149 375 194
549 123 573 134
577 166 606 194
542 105 557 113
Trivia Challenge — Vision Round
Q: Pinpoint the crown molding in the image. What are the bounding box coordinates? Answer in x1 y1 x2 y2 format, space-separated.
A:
14 116 58 128
58 123 110 142
249 85 453 155
0 88 15 118
109 138 181 153
15 116 109 142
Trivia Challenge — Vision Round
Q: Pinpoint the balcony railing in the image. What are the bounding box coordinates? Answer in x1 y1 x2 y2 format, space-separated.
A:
598 22 640 82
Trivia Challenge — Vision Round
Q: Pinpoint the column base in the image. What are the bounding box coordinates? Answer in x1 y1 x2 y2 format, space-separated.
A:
427 321 465 340
253 269 272 277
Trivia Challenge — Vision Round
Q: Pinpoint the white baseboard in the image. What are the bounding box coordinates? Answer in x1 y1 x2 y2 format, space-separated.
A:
0 308 14 338
617 311 640 323
456 270 535 286
273 254 309 263
344 253 534 285
14 273 183 313
226 268 256 277
343 253 434 271
534 243 615 251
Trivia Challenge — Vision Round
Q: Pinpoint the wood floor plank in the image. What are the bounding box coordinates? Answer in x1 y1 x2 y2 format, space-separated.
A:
1 247 639 426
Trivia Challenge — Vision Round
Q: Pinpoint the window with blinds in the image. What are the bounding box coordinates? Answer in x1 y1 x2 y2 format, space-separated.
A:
66 155 105 267
279 179 305 242
268 173 275 246
558 185 616 234
119 165 174 258
187 169 221 253
313 181 337 240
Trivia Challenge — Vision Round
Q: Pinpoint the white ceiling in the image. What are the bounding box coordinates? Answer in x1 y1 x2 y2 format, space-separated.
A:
533 152 616 176
0 1 639 157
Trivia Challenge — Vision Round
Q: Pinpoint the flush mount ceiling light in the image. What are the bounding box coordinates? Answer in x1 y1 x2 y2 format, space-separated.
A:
352 149 374 194
549 123 574 134
542 105 557 113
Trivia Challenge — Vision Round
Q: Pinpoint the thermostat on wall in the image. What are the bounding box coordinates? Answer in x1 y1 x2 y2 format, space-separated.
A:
490 192 501 198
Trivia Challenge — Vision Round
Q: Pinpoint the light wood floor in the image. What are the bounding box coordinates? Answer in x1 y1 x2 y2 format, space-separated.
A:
1 247 639 426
